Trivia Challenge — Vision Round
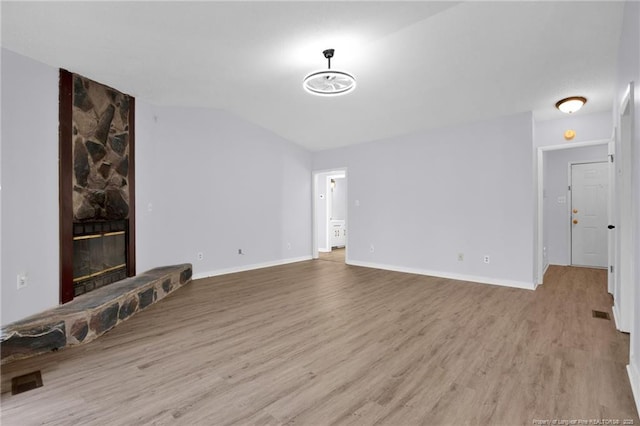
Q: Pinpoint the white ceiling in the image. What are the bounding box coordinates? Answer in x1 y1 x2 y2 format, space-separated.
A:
1 1 624 151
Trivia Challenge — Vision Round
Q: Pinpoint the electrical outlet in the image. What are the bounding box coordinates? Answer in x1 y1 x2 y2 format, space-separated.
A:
484 255 490 264
197 252 204 261
17 274 27 290
458 253 464 261
238 249 244 255
369 244 375 253
287 242 292 250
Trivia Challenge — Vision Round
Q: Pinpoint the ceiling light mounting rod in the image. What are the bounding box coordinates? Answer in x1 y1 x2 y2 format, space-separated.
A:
323 49 334 70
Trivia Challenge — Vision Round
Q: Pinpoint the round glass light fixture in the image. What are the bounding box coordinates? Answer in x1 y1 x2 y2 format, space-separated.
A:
555 96 587 114
303 49 356 96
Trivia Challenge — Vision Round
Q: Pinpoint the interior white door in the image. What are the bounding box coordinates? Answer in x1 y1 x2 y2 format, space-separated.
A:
614 85 634 333
607 140 615 294
571 162 609 267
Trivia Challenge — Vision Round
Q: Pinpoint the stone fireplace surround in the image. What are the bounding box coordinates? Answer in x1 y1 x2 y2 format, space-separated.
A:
59 69 136 303
0 72 193 375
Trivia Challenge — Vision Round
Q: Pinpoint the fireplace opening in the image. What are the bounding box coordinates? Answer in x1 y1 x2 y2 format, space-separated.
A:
73 221 128 296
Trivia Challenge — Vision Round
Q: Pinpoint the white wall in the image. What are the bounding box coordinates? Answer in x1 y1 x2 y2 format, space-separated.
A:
135 103 312 279
543 145 608 266
534 111 613 272
1 49 60 324
534 110 613 147
615 0 640 415
313 112 535 289
1 49 312 325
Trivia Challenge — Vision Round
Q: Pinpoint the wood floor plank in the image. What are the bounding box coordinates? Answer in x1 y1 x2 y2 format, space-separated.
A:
1 262 637 425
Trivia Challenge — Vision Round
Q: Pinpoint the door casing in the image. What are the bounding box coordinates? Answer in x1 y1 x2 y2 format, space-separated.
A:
312 168 348 261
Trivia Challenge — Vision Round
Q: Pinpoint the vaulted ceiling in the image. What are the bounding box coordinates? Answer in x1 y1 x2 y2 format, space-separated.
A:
1 1 624 151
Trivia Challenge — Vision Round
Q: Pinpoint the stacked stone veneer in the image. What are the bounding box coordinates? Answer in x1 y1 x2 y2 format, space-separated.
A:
73 74 131 221
0 264 192 365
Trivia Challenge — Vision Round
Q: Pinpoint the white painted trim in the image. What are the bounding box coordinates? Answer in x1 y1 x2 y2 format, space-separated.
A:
311 167 349 264
612 303 629 333
325 175 332 250
608 138 616 296
537 148 544 285
567 161 573 266
627 363 640 418
347 260 535 290
539 139 611 152
311 172 319 259
621 83 632 116
192 256 313 280
615 82 635 338
536 139 611 285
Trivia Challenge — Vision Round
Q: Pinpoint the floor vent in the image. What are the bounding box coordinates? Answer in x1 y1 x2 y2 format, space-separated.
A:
592 310 611 320
11 371 43 395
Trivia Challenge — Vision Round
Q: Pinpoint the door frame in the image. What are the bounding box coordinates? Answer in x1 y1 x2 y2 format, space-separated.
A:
312 168 348 261
608 136 616 295
567 160 609 268
535 138 610 285
613 82 635 333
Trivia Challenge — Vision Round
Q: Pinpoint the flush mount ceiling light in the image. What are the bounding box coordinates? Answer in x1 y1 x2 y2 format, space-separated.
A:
555 96 587 114
303 49 356 96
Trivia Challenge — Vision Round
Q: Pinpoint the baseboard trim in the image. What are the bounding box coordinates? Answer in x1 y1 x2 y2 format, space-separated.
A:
535 263 551 288
627 363 640 418
193 257 535 290
346 260 535 290
612 303 629 332
192 256 313 280
613 304 620 329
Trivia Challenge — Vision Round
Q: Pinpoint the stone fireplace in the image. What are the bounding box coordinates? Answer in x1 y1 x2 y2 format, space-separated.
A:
59 70 136 303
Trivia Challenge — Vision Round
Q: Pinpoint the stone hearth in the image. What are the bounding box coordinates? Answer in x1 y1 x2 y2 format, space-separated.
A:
0 264 192 364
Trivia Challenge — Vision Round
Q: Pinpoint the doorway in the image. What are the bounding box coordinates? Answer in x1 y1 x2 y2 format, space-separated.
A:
536 139 610 284
312 169 347 263
570 161 608 268
318 248 346 263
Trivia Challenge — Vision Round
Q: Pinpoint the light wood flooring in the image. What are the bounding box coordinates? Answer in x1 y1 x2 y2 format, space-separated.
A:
318 248 345 263
1 262 637 425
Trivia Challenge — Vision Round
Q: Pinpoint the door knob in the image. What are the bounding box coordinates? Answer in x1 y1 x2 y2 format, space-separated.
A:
573 209 578 214
608 225 615 229
573 219 578 224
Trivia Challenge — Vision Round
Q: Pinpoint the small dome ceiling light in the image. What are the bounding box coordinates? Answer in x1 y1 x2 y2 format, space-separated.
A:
303 49 356 96
555 96 587 114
